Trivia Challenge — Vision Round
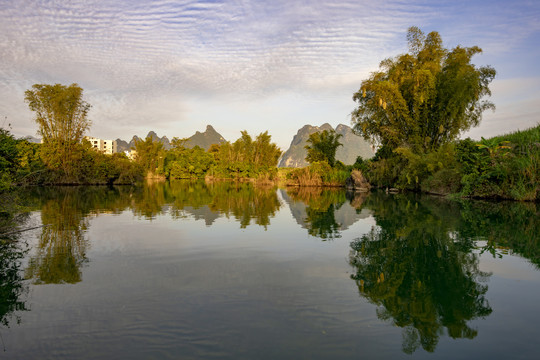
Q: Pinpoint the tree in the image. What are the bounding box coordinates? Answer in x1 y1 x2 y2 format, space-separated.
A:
133 136 164 175
351 26 496 154
210 131 282 178
0 128 19 191
305 129 342 167
25 83 91 177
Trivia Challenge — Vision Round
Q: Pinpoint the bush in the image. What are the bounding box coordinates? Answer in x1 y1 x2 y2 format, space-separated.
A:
286 161 349 187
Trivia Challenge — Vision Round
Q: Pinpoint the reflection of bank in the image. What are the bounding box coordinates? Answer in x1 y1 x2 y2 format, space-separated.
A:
1 238 29 327
165 181 282 228
349 193 492 354
280 188 372 239
1 207 32 328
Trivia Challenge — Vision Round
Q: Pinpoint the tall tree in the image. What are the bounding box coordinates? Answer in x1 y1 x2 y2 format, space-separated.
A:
25 83 91 177
305 129 342 167
351 27 496 153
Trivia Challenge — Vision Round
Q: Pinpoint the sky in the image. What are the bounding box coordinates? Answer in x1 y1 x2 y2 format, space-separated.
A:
1 0 539 151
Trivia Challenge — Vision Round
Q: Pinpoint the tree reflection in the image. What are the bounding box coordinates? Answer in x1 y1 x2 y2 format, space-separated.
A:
130 180 282 228
25 190 90 284
349 193 492 353
169 181 281 228
130 180 172 219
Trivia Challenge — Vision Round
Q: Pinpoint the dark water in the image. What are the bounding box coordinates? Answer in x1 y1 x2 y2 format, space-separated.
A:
1 181 539 359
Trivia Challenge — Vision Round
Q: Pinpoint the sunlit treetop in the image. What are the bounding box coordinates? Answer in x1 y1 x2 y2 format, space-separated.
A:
352 26 496 153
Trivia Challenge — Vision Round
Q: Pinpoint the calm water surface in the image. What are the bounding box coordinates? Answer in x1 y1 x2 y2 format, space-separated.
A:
1 181 539 359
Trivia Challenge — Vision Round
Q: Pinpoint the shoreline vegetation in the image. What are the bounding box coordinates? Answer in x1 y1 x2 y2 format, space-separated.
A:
2 122 537 196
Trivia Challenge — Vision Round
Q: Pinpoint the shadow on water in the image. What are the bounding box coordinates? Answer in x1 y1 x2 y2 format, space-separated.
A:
348 191 540 354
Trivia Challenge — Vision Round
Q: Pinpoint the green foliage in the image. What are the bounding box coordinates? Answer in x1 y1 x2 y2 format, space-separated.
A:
352 155 369 173
455 125 540 200
352 26 495 153
0 128 20 191
361 123 538 200
394 143 459 191
364 155 404 188
209 131 281 179
14 140 45 182
134 136 164 175
168 146 215 179
305 129 343 167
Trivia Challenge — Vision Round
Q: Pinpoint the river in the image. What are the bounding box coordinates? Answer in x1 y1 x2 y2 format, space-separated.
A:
1 180 539 359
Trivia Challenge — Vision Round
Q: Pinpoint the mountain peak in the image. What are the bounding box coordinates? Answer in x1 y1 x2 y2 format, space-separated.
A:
185 125 226 150
278 123 374 167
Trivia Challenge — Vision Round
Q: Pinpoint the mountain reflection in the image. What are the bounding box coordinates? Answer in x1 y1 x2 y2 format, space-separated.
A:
349 193 493 354
283 187 371 239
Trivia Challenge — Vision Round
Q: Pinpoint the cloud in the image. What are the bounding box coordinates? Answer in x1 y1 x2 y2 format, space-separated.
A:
1 0 539 147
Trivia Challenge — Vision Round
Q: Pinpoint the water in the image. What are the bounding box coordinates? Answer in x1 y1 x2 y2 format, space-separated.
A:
1 181 539 359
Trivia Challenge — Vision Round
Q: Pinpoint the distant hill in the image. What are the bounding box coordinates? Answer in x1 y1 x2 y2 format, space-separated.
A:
115 125 226 152
279 189 373 233
185 125 226 150
278 123 374 168
22 135 41 143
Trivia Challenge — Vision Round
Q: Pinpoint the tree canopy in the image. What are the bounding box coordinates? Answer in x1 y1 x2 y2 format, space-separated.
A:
25 83 91 177
25 83 91 145
305 129 343 167
351 26 496 153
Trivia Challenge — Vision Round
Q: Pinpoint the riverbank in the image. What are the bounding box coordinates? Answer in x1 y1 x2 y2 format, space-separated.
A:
349 125 540 202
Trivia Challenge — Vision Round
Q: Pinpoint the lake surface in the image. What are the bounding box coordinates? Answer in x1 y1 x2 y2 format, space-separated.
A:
1 181 539 359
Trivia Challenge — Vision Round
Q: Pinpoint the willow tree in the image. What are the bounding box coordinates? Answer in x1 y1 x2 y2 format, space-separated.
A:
25 83 91 177
351 27 496 154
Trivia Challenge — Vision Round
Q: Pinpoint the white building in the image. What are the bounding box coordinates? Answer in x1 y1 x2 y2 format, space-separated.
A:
124 149 137 160
85 136 117 154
